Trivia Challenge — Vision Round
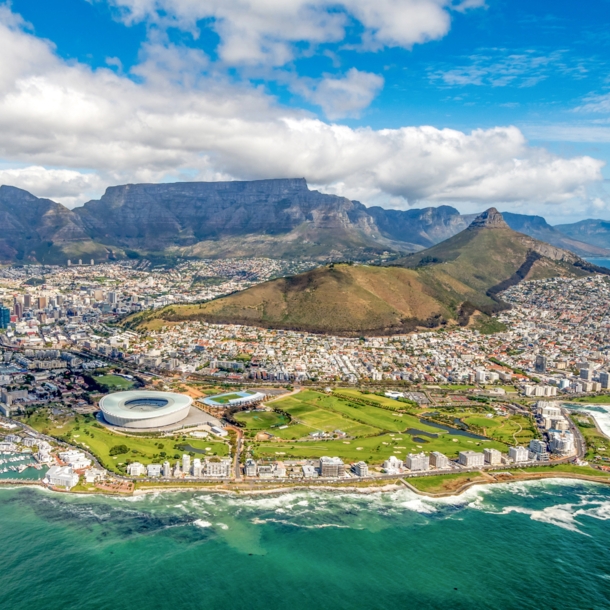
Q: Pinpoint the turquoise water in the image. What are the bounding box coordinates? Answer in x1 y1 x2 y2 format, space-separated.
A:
1 481 610 609
586 258 610 270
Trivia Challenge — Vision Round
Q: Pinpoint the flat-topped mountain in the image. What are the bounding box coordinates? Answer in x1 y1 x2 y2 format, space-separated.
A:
0 179 608 263
127 209 604 335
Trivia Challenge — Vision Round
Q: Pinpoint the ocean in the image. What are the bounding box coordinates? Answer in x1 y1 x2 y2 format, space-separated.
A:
586 258 610 271
0 481 609 609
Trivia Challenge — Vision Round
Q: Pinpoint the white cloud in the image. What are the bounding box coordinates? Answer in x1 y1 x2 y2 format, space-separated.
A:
575 93 610 114
104 0 485 65
0 166 105 207
432 50 567 88
0 6 603 213
294 68 384 119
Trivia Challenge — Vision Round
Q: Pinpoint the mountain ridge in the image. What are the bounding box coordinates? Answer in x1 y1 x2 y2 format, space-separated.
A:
125 209 602 336
0 179 608 263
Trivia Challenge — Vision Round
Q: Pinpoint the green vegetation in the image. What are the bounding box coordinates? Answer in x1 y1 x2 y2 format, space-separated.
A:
408 472 483 493
124 218 589 336
472 314 508 335
248 390 509 463
94 374 135 391
571 396 610 404
208 393 247 404
233 410 289 430
24 409 229 474
572 416 610 462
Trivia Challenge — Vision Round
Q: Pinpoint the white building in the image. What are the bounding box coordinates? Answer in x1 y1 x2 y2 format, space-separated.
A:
319 456 346 478
458 451 485 468
127 462 146 476
84 468 105 483
244 458 257 477
528 439 549 461
352 461 369 477
405 452 429 472
484 448 502 465
192 458 203 477
162 461 171 477
147 463 162 477
182 454 191 475
58 449 91 470
382 455 403 474
509 446 530 463
45 465 79 489
430 452 449 469
549 431 575 455
205 458 232 477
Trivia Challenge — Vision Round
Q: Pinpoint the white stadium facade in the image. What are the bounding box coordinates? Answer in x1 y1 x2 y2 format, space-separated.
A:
99 390 193 429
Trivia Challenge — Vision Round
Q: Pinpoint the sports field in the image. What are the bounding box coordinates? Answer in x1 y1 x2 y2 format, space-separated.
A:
95 374 135 391
234 410 289 430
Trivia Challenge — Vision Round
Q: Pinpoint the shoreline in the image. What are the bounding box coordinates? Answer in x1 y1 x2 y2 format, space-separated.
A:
3 470 610 500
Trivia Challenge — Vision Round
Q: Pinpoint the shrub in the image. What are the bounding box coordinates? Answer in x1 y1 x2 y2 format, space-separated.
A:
109 444 129 456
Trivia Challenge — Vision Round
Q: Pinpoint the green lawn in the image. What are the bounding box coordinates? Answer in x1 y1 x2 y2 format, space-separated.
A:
462 414 536 445
234 410 289 430
24 410 229 474
573 416 610 462
95 375 135 391
332 389 411 410
208 392 248 404
408 472 481 493
251 429 507 464
571 396 610 404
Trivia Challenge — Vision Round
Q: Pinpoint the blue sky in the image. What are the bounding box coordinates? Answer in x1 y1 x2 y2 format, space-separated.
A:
1 0 609 222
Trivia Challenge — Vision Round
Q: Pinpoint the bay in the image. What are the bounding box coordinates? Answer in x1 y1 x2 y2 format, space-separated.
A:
0 481 609 609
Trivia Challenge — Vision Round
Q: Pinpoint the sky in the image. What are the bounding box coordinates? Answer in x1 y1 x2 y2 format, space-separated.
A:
1 0 610 223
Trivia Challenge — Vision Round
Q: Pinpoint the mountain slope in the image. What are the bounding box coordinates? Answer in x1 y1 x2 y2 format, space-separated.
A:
127 208 599 335
555 219 610 250
503 212 610 257
0 186 112 264
75 178 416 260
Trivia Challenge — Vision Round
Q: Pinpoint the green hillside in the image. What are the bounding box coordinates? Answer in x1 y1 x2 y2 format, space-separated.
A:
125 209 598 335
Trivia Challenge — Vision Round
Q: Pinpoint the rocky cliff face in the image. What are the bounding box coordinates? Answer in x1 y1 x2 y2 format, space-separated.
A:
468 208 510 230
75 178 379 250
0 179 608 263
0 186 92 262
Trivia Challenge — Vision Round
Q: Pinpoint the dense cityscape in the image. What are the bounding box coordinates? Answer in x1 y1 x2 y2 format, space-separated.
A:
0 260 608 492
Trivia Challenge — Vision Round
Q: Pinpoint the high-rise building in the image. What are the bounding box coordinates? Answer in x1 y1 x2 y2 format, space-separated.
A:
458 451 485 468
37 296 47 309
352 461 369 477
600 372 610 390
430 451 449 469
484 448 502 465
192 458 202 477
23 294 32 308
319 456 346 478
162 461 171 477
244 459 257 477
405 452 429 472
182 454 191 475
580 368 592 381
508 446 530 463
535 355 547 373
0 305 10 329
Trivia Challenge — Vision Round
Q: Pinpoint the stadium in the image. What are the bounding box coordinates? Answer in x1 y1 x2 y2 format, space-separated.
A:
99 390 193 429
201 390 266 409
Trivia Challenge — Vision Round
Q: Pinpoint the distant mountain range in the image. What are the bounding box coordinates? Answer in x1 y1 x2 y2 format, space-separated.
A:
125 208 606 336
1 178 609 264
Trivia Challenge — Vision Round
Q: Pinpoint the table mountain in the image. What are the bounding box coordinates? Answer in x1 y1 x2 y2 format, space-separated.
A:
0 179 608 263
